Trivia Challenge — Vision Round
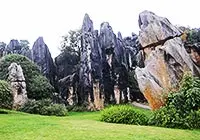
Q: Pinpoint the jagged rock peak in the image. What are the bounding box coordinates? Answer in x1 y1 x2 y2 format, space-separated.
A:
32 37 55 85
8 39 20 47
117 32 123 40
6 39 21 53
100 22 113 33
100 22 116 50
33 37 45 46
82 13 94 32
138 10 182 47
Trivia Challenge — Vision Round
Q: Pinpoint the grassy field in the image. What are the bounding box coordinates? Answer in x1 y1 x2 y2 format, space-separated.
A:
0 108 199 140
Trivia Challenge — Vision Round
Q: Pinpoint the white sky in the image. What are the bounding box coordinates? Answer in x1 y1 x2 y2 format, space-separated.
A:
0 0 200 58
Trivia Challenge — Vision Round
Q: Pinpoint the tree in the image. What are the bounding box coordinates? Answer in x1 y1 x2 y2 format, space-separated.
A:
0 42 6 57
60 29 81 59
19 40 30 49
0 54 54 100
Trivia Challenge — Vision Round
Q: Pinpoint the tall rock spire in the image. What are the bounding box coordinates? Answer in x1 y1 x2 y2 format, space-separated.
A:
32 37 56 86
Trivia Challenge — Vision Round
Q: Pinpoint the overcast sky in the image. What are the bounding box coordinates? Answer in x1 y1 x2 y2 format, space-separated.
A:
0 0 200 58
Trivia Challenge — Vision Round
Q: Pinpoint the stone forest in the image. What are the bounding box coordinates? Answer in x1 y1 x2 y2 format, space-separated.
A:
1 10 200 136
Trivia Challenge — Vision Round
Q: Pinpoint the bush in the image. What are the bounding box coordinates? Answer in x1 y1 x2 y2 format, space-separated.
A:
28 75 54 100
100 105 148 125
148 107 184 128
149 73 200 129
19 99 68 116
0 80 13 109
0 54 54 100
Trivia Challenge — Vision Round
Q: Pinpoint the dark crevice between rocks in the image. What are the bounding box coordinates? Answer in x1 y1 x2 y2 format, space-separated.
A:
140 34 182 50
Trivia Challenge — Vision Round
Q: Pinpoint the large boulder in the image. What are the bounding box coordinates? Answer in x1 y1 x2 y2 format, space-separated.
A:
8 62 27 109
135 11 200 110
32 37 56 86
138 10 182 48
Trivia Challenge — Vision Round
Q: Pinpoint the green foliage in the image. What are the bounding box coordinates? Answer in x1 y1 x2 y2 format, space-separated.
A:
187 29 200 44
61 29 81 58
0 54 54 100
0 80 13 109
0 54 39 80
19 99 68 116
149 73 200 129
28 75 54 100
128 71 139 89
57 29 81 78
100 105 148 125
167 72 200 113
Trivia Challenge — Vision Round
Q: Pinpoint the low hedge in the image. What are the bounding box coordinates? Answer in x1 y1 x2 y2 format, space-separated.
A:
100 105 148 125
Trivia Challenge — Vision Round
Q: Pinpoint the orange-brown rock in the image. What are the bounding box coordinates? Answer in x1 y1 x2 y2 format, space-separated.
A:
135 11 200 110
93 80 104 110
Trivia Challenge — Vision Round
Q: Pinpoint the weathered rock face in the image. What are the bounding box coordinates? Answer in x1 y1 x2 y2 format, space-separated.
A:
79 14 104 110
20 45 32 60
32 37 56 86
138 11 182 48
8 63 27 109
135 11 200 110
56 14 144 109
55 52 79 80
124 33 141 69
58 73 79 105
99 22 116 103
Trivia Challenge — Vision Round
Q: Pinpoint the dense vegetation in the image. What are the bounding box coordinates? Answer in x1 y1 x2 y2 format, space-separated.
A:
149 73 200 129
19 99 68 116
28 75 54 100
186 29 200 44
0 80 13 109
100 105 148 125
100 73 200 129
0 54 54 100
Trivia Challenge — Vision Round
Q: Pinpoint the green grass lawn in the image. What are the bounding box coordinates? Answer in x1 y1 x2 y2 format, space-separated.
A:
0 108 199 140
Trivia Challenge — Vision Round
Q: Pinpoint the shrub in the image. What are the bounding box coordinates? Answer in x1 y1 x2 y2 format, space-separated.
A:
0 80 13 109
28 75 54 100
19 99 68 116
149 73 200 129
148 107 184 128
0 54 54 100
100 105 148 125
